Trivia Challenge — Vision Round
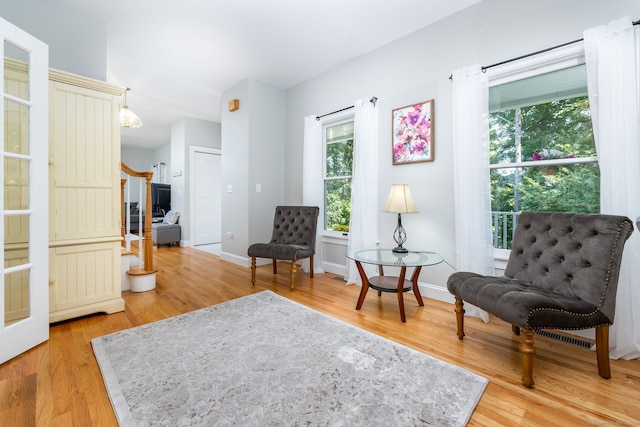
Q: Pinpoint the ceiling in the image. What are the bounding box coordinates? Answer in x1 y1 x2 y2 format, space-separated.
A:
40 0 482 149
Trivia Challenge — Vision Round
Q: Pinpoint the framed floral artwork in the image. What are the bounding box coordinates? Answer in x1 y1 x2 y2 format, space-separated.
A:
392 99 434 165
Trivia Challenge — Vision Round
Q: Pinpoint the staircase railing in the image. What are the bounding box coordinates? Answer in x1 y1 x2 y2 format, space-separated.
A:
121 162 155 273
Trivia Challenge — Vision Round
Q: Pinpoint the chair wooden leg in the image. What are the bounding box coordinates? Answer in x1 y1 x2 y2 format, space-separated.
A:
454 297 465 340
520 328 536 388
289 261 296 290
272 259 277 274
596 325 611 379
250 257 256 285
309 255 314 278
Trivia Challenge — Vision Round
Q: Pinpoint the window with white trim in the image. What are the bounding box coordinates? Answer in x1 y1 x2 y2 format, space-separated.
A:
323 117 354 235
489 56 599 250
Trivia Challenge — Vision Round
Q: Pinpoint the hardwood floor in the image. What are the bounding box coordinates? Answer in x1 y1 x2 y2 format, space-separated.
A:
2 245 640 426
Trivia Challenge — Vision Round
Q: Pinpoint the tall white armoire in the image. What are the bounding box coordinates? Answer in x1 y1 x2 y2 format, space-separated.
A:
48 68 125 323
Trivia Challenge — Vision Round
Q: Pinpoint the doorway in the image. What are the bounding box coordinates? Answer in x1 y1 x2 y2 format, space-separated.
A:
191 148 222 252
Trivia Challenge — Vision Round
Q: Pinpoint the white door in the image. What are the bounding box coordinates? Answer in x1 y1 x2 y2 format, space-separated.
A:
0 18 49 364
194 149 222 246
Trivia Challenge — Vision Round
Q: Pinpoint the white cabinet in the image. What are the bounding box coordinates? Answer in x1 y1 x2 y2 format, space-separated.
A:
48 69 125 323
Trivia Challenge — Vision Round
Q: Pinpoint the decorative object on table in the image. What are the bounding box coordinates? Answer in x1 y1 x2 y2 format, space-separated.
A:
392 99 434 164
92 291 488 426
119 88 143 128
383 184 418 253
447 211 633 388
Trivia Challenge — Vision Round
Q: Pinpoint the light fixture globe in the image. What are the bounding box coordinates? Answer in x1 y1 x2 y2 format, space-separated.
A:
383 184 418 253
120 88 143 128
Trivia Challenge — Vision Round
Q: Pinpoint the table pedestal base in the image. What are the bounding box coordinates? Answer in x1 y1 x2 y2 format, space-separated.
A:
354 261 423 322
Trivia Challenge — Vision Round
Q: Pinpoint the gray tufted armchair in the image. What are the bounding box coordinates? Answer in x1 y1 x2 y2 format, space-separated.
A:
248 206 319 290
447 211 634 388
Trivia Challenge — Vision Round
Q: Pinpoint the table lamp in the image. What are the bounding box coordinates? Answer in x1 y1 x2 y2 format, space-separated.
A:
383 184 418 253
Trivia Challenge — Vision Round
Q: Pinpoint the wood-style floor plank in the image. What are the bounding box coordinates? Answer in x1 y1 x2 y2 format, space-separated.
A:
1 245 639 426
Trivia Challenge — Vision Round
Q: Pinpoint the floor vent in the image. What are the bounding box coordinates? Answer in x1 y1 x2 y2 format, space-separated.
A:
332 276 345 282
536 330 593 349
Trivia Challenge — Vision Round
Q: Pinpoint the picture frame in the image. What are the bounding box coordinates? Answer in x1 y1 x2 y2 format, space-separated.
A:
392 99 434 165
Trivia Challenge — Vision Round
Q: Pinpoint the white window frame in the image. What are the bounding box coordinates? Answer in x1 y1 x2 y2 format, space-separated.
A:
487 42 597 265
322 113 354 242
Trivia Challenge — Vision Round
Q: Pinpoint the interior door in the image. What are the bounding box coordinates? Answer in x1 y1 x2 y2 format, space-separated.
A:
1 17 49 364
193 149 221 246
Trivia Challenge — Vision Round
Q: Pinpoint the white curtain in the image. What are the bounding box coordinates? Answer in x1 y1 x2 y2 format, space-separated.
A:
302 115 325 274
451 65 493 322
345 99 379 285
584 16 640 360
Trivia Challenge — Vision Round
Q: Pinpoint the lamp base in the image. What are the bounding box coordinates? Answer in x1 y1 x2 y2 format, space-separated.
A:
392 246 408 253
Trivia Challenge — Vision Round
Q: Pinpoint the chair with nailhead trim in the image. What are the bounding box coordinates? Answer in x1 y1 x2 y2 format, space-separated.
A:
447 211 634 388
248 206 319 290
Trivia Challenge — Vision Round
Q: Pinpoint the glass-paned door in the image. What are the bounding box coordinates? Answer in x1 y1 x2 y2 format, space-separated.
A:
1 17 48 365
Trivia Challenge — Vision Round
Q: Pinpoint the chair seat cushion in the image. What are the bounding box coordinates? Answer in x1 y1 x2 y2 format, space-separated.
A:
447 272 611 330
248 243 314 261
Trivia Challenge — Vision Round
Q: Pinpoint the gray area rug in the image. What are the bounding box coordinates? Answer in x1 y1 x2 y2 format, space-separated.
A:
92 291 488 426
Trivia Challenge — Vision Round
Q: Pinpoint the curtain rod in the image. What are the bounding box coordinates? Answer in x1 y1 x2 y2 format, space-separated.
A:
315 96 378 121
449 19 640 80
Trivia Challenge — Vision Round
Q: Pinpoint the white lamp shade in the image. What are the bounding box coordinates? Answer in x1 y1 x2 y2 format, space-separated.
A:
120 106 143 128
383 184 418 214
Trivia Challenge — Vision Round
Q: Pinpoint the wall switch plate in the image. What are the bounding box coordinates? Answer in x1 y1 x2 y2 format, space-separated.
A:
256 184 261 192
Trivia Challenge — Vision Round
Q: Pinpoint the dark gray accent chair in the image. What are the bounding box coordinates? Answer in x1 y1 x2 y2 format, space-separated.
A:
248 206 319 290
447 211 634 388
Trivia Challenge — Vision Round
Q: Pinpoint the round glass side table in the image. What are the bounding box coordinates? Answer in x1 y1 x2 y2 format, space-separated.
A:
346 248 443 322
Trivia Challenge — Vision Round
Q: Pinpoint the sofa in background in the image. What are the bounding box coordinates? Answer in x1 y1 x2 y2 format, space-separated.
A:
124 202 144 233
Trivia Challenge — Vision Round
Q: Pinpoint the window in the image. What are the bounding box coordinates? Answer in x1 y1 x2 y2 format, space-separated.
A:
323 118 354 234
489 63 599 249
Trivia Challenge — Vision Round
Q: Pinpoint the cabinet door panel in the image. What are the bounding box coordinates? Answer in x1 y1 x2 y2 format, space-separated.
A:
49 242 121 312
49 81 121 242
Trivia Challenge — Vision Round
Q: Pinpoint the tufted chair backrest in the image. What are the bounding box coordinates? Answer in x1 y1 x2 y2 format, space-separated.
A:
505 211 633 322
269 206 319 249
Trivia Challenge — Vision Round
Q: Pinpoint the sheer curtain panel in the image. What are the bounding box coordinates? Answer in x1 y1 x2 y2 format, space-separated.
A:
302 115 325 274
451 65 493 322
584 16 640 360
345 99 380 285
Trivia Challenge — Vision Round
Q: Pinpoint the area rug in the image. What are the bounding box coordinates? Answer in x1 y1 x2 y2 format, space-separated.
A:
92 291 488 426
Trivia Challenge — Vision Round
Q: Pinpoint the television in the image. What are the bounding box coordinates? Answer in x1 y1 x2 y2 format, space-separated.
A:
151 183 171 217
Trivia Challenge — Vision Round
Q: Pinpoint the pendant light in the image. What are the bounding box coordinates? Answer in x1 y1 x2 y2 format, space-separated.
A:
120 88 143 128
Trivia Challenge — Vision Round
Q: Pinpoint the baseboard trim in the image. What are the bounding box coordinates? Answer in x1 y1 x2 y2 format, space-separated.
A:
417 282 455 304
221 251 251 267
322 261 346 277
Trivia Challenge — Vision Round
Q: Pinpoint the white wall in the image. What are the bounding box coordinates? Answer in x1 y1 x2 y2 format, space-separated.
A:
247 80 286 248
152 144 171 184
171 117 222 245
220 79 286 265
221 81 251 262
0 0 107 81
121 145 172 210
284 0 640 292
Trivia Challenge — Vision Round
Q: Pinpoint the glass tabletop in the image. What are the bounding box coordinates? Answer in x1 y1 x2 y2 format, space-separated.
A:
345 248 443 267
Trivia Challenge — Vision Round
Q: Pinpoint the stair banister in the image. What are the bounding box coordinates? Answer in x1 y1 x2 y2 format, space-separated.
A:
121 162 155 274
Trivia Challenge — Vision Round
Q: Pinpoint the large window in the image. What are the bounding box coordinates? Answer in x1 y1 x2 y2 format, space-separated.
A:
489 64 599 249
323 118 354 233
